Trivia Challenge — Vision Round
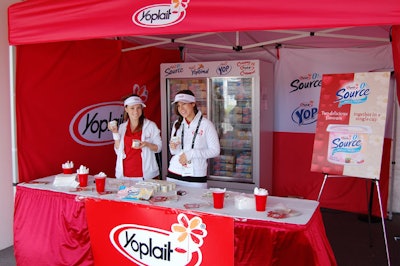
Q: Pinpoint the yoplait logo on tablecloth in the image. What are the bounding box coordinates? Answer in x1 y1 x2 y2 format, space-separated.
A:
133 0 190 28
110 213 207 265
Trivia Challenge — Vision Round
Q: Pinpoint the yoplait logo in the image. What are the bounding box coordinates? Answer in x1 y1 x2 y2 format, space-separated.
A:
164 64 185 77
189 64 209 76
133 0 190 28
291 100 318 126
69 102 124 146
110 213 207 266
335 81 370 107
237 61 256 75
69 84 149 146
216 62 232 76
290 73 322 93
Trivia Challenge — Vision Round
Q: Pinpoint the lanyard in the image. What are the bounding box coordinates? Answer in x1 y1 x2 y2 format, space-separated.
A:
181 115 203 150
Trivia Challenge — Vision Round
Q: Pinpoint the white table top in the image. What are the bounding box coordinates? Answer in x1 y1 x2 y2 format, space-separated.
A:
19 175 319 225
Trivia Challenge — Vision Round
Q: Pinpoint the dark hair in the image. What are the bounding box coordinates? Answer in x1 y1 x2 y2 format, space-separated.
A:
173 90 198 136
122 94 145 132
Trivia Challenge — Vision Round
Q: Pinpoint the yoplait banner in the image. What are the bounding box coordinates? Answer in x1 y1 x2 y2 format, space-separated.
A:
85 199 234 266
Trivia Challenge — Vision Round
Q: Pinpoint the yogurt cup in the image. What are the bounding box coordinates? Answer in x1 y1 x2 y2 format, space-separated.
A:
170 136 181 144
326 124 371 165
109 120 117 129
132 139 141 148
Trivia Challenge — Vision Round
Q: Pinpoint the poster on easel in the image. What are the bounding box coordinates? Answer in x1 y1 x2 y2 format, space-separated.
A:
311 72 391 180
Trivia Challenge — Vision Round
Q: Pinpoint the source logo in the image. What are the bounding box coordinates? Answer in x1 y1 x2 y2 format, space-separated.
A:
290 72 322 93
163 64 185 77
335 81 370 107
69 102 123 146
133 0 190 28
110 213 207 265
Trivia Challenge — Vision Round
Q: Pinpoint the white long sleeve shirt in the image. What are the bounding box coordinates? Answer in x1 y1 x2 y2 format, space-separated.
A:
114 118 162 179
168 111 220 177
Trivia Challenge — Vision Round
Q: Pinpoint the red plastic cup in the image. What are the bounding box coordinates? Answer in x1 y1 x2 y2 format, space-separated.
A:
255 194 268 212
212 190 225 209
95 176 106 193
78 173 88 187
62 168 73 174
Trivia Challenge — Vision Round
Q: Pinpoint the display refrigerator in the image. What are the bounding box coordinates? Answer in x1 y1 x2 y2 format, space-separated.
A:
160 60 274 192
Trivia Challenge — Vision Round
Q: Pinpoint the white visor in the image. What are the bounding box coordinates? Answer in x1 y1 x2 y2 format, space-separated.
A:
124 96 146 107
171 94 196 104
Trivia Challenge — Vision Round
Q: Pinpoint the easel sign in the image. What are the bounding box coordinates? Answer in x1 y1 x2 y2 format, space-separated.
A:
311 72 391 179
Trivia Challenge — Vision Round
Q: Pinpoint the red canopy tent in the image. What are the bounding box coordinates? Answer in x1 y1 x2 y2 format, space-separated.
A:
7 0 400 216
7 0 400 43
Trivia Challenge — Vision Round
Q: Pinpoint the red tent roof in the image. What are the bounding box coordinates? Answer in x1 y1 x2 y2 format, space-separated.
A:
8 0 400 45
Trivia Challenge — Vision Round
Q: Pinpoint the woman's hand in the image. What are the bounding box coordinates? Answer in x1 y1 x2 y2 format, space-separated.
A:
169 138 181 150
108 122 118 133
139 141 157 152
169 141 179 150
179 152 188 166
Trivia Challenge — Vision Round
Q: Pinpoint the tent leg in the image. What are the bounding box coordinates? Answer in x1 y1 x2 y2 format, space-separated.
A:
375 180 391 266
9 45 18 186
388 75 397 221
317 173 328 202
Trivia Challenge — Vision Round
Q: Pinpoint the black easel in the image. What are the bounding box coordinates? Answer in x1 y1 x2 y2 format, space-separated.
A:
357 180 382 247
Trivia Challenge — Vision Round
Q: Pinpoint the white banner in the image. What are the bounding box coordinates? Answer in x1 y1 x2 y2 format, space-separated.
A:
274 44 393 133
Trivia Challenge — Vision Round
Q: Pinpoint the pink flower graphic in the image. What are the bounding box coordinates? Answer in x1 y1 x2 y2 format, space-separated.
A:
132 84 148 103
171 213 207 260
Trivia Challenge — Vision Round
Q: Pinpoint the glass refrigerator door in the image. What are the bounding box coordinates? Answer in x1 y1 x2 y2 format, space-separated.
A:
209 77 254 183
166 78 208 160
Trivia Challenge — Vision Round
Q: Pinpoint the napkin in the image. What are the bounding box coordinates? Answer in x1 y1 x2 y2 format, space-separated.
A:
254 187 269 196
94 172 107 177
77 165 89 174
62 161 74 169
53 174 79 187
234 194 255 210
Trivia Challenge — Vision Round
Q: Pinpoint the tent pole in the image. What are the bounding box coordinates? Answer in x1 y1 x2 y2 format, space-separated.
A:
9 45 18 186
388 73 397 220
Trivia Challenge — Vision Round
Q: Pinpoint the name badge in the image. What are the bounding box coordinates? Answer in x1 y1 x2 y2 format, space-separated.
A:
181 161 194 176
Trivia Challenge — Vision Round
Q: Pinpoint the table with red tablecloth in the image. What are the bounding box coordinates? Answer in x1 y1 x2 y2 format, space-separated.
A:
13 176 337 266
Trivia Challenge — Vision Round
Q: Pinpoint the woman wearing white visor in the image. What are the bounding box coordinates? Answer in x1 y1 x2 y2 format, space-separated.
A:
108 94 162 180
167 90 220 188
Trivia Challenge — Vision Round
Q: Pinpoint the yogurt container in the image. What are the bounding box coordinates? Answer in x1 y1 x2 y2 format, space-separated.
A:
132 139 141 148
326 124 371 165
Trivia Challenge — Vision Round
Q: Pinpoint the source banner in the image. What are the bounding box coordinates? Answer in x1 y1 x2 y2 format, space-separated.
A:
311 72 391 179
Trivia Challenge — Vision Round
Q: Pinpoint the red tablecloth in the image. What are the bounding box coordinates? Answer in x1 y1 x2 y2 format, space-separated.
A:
234 211 336 265
14 185 336 266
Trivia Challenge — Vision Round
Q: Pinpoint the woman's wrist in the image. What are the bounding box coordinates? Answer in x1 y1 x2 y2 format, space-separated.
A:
112 133 120 140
